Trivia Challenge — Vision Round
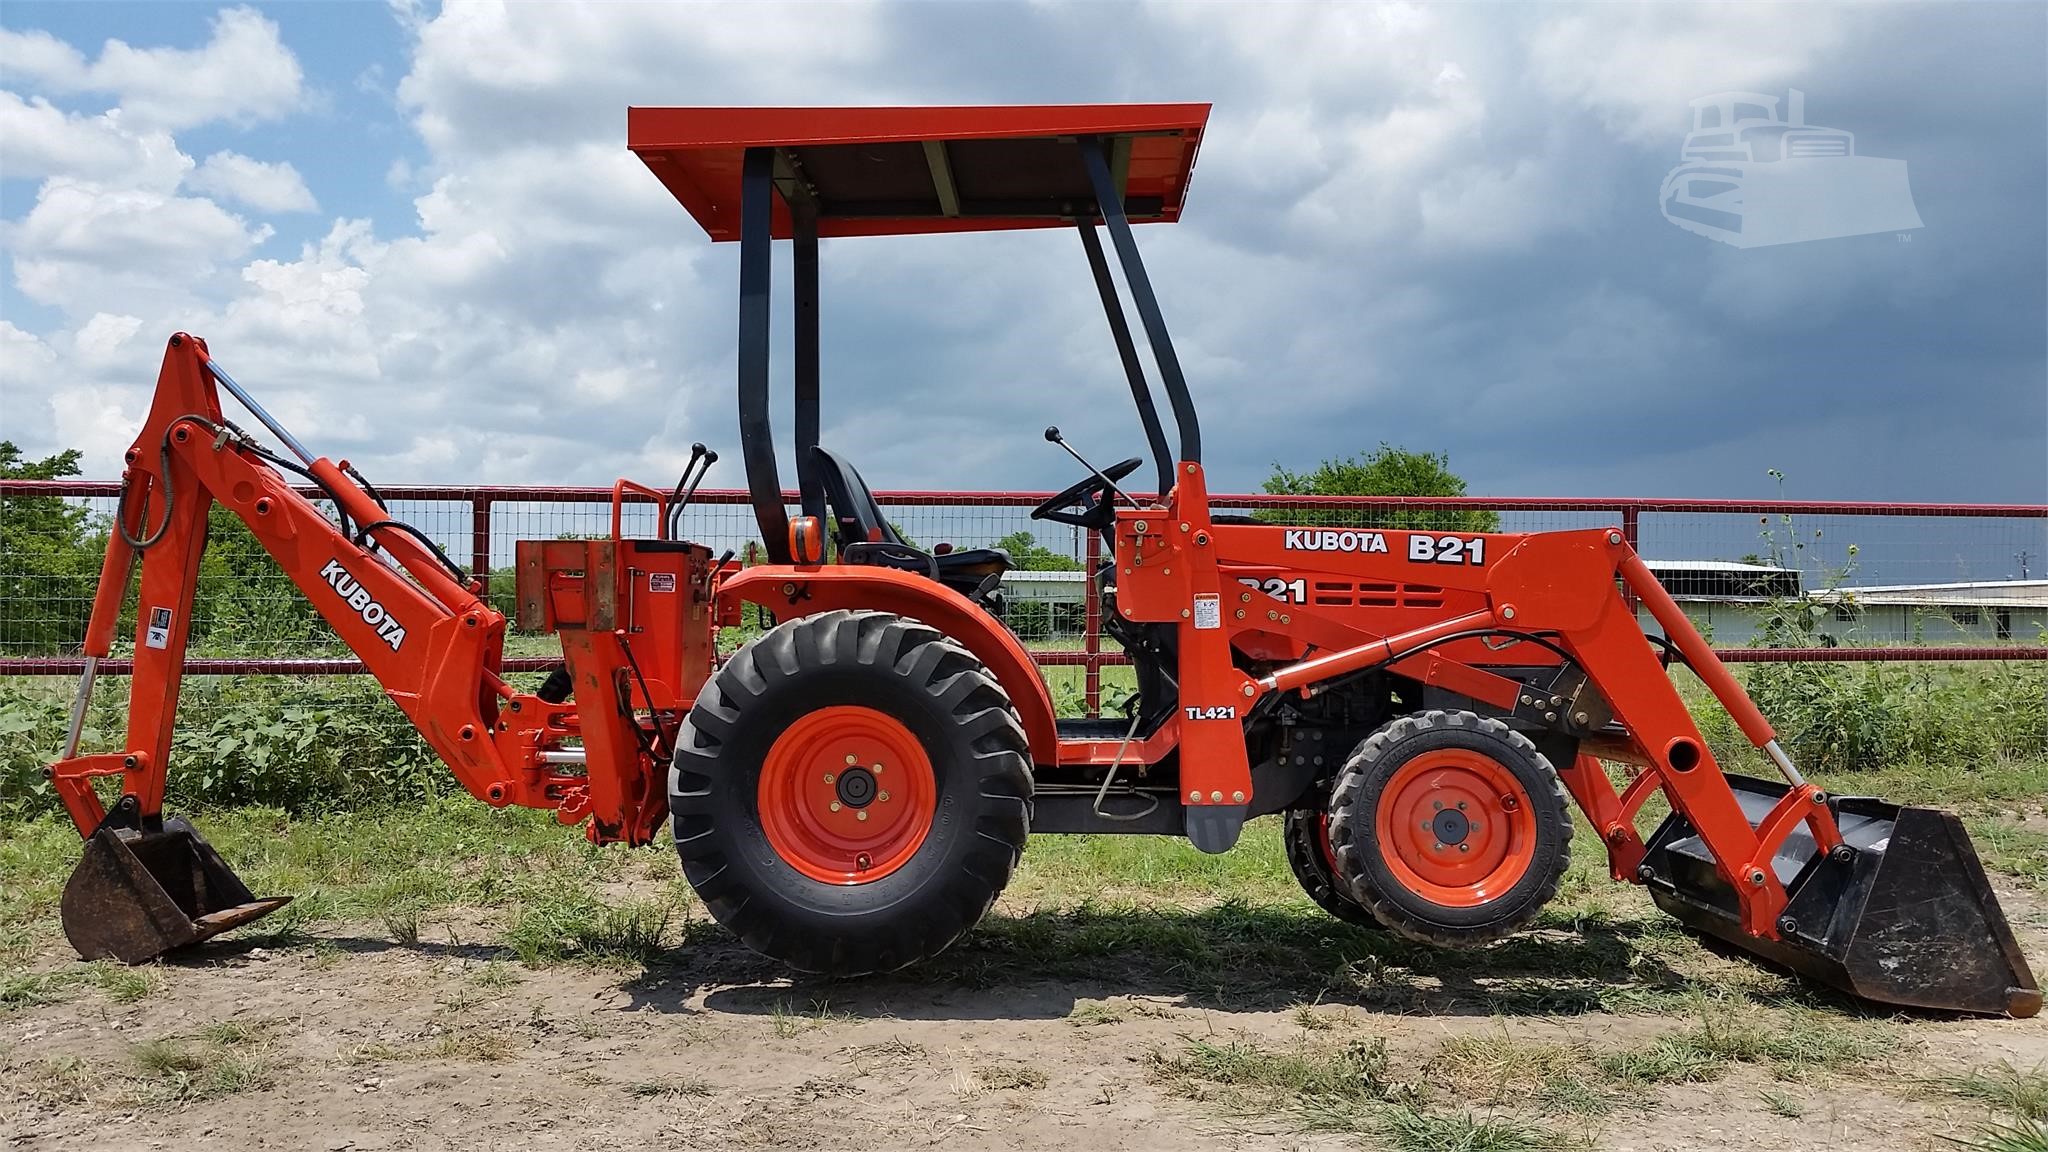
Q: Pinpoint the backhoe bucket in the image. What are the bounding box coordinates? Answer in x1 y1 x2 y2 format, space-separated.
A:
1643 774 2040 1018
60 817 290 965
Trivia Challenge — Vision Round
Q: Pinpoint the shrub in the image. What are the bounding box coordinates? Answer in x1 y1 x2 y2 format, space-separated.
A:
1 675 449 814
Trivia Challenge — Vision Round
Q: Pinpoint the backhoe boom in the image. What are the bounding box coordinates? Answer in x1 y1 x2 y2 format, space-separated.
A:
48 333 703 964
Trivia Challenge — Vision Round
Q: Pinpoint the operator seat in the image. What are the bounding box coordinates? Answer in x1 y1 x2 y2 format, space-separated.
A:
807 446 1011 607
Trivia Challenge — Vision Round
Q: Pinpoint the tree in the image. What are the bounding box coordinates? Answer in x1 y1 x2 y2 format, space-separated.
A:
992 530 1082 572
1260 443 1499 533
0 442 101 653
189 501 333 653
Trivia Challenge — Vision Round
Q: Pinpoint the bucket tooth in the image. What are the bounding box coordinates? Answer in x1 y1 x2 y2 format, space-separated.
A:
60 816 290 965
1643 774 2039 1018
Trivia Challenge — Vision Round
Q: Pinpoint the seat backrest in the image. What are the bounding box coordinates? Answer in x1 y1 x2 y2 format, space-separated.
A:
808 446 901 547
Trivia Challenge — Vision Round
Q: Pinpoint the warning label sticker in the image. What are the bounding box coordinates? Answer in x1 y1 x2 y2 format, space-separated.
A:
1192 593 1221 630
648 572 677 593
144 607 173 650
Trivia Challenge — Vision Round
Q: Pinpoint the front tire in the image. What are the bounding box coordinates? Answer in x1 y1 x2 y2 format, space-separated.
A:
671 610 1032 976
1283 801 1380 928
1328 710 1571 947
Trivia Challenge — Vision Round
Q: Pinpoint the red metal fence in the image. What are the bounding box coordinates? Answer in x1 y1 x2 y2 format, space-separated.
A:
3 480 2042 716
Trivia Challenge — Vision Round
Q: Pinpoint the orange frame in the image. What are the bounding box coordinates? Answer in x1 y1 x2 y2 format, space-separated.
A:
722 458 1847 942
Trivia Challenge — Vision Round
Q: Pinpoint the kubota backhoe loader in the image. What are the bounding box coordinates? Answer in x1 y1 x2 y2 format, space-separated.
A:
46 103 2037 1019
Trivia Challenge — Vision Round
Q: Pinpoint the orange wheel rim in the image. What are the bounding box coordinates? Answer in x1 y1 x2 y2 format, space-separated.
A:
757 705 936 885
1373 749 1535 908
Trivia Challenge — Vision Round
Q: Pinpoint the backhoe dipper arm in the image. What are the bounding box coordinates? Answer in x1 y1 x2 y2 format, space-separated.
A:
49 334 535 838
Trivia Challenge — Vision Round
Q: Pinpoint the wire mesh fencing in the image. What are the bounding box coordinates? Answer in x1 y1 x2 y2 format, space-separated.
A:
4 481 2043 687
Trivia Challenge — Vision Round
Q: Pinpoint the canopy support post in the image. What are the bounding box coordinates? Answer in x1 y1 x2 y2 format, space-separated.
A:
1077 219 1174 498
737 146 790 562
1078 136 1201 468
793 197 824 525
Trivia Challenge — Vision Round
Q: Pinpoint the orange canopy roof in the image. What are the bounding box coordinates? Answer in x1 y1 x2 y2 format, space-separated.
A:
627 104 1210 241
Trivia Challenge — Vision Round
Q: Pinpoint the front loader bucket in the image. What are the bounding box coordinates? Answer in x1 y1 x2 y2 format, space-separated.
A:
60 817 290 965
1643 774 2040 1018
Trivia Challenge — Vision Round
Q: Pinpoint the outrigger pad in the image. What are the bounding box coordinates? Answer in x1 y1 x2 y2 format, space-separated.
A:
1643 775 2039 1018
61 817 291 965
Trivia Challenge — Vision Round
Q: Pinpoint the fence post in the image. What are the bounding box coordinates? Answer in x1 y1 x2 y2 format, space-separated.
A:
1084 530 1102 719
1621 503 1641 615
471 496 493 596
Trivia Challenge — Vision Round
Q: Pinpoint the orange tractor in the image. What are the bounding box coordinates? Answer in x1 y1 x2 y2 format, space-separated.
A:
49 105 2036 1016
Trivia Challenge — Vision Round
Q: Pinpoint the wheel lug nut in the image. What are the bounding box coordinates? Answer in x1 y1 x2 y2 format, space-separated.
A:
824 772 836 784
1456 801 1467 811
829 801 842 812
856 810 869 822
872 763 884 774
878 791 890 803
1458 844 1470 853
1433 800 1444 810
845 754 857 765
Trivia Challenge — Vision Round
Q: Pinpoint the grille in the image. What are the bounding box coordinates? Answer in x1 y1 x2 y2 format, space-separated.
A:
1311 581 1446 609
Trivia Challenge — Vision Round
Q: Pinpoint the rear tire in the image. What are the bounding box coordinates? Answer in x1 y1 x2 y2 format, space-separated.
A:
1328 710 1570 947
670 610 1032 976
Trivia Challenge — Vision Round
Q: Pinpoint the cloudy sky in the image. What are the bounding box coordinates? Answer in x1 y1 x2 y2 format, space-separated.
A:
1 2 2042 503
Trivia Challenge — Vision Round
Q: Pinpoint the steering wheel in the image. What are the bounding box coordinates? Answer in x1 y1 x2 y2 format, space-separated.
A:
1031 456 1143 529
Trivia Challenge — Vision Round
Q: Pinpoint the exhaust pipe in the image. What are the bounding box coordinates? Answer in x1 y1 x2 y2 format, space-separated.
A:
62 807 290 965
1643 774 2040 1018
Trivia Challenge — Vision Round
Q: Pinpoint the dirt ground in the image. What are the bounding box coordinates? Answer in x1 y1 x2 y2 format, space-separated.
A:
4 885 2044 1152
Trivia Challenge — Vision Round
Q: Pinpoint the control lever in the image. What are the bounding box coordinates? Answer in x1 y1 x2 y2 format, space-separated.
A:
666 443 718 539
1044 426 1134 508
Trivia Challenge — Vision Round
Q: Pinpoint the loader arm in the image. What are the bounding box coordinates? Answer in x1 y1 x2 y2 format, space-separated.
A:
1116 487 2037 1017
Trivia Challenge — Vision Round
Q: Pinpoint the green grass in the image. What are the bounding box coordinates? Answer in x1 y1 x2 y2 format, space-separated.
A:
974 1061 1049 1090
1596 995 1893 1086
125 1020 279 1103
1149 1033 1590 1150
0 659 2040 1040
1067 999 1128 1026
1149 1035 1402 1106
503 891 679 969
1 961 160 1013
1428 1032 1608 1116
1758 1087 1805 1118
1926 1062 2048 1123
626 1077 713 1098
1946 1120 2048 1152
2 765 2033 1018
1974 823 2048 889
1369 1104 1586 1152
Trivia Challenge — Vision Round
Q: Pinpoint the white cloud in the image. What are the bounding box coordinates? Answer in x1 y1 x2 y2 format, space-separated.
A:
1529 4 1847 141
0 27 88 88
72 312 146 367
0 1 2038 507
0 6 303 131
0 321 61 446
5 178 271 313
187 151 318 213
0 91 186 184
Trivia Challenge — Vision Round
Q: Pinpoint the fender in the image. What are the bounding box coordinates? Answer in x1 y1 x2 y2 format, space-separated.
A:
718 565 1059 764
